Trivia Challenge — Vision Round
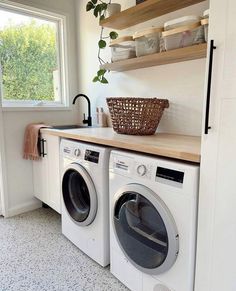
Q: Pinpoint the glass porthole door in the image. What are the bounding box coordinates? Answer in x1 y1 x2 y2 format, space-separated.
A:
62 163 97 226
113 184 179 275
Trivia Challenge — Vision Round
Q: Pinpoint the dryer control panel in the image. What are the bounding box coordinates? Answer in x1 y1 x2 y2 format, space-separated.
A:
112 154 152 179
110 151 195 190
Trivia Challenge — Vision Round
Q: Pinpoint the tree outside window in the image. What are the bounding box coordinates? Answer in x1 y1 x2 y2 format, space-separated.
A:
0 6 66 107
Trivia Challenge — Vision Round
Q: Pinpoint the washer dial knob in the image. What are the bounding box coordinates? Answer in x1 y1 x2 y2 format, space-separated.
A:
137 164 147 176
74 148 81 157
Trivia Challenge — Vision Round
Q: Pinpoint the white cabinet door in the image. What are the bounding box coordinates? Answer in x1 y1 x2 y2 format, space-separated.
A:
33 133 61 214
195 0 236 290
47 134 61 214
209 99 236 291
33 133 49 204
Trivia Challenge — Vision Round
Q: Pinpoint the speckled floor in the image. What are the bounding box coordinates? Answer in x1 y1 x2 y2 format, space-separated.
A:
0 208 129 291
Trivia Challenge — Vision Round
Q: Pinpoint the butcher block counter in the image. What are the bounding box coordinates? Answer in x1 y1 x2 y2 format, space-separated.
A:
41 127 201 163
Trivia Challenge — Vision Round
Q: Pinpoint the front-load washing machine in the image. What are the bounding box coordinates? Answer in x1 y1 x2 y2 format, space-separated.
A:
109 150 199 291
60 139 110 267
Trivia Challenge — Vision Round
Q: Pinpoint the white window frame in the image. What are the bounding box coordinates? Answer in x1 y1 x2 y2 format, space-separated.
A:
0 0 69 110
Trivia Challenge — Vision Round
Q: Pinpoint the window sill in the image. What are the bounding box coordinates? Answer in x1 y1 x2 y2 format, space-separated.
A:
2 105 72 112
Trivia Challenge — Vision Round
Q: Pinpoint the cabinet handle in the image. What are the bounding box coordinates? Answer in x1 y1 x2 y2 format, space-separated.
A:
40 139 47 157
205 39 216 134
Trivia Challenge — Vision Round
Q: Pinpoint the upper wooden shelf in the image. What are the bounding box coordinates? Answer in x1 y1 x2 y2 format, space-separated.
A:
101 43 207 72
100 0 206 30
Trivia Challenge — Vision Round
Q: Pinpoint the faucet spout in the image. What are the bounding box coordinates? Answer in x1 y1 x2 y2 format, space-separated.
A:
72 93 92 126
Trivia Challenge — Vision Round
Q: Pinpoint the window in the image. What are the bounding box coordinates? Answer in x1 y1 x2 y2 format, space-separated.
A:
0 1 68 108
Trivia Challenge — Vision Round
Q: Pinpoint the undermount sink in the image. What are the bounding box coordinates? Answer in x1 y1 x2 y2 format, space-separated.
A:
52 125 89 130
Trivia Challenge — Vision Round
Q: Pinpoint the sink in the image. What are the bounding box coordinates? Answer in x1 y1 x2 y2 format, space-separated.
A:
52 125 88 130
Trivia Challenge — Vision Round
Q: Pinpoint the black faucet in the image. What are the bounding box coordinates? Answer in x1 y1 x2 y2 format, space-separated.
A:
72 93 92 126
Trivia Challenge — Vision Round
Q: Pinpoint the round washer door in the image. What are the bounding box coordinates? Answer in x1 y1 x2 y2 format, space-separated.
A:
113 184 179 275
62 163 97 226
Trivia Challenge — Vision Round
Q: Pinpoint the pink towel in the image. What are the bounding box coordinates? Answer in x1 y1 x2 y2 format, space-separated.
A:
23 123 50 160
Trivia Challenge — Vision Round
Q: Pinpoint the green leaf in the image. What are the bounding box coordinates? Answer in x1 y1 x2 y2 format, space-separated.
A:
100 15 105 20
97 69 106 76
101 76 108 84
98 39 106 49
109 31 118 40
91 0 97 4
93 76 99 82
100 3 108 10
94 4 101 17
93 7 99 17
86 1 94 11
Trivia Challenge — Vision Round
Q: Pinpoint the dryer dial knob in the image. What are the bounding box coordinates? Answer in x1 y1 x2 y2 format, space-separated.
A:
137 164 147 176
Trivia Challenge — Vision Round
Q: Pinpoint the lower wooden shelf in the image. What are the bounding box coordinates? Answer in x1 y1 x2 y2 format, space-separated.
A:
101 43 207 72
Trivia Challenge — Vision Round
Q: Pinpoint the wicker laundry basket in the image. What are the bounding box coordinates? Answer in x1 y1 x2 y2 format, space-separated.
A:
106 97 169 135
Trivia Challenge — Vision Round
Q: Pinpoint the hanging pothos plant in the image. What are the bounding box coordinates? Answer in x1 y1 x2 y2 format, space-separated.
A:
86 0 119 84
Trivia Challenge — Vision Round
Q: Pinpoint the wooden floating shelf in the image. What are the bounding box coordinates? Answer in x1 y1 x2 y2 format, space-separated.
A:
100 0 206 30
101 43 207 72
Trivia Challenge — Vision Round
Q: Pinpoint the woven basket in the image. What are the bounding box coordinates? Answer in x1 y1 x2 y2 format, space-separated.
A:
106 97 169 135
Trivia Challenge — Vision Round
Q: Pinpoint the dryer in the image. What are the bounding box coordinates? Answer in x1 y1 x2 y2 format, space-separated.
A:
60 139 110 267
109 150 199 291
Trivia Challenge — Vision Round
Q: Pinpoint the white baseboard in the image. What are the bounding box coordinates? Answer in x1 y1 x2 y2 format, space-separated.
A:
7 199 42 217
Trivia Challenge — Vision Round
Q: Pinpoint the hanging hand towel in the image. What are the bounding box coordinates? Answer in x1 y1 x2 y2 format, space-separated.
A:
23 123 51 160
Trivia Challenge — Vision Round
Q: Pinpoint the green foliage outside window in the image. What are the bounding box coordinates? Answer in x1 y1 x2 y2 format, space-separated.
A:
0 21 57 101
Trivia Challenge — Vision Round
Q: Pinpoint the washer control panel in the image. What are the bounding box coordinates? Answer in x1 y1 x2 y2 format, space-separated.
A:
135 163 152 179
84 150 100 164
63 146 81 157
74 148 81 157
61 140 105 166
136 164 147 176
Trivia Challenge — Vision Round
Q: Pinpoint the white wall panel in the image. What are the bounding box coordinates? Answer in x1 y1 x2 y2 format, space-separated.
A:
2 0 79 215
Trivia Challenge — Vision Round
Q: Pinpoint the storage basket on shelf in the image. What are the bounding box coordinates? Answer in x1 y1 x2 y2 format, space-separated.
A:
106 97 169 135
162 22 204 50
201 9 209 42
133 27 163 57
201 18 208 42
110 36 136 62
162 15 204 51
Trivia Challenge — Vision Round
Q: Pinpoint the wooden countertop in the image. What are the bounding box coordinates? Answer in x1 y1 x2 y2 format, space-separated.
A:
41 128 201 163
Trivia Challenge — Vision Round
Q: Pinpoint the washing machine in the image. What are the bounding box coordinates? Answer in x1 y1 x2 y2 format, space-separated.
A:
109 150 199 291
60 139 110 267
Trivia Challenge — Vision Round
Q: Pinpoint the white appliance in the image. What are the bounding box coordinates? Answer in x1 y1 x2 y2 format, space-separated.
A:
60 139 110 267
109 150 199 291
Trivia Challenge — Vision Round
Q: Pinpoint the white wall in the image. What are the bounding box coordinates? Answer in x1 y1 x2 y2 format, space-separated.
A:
76 0 209 135
1 0 82 216
1 0 209 216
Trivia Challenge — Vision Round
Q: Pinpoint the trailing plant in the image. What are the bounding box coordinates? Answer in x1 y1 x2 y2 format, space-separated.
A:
86 0 119 84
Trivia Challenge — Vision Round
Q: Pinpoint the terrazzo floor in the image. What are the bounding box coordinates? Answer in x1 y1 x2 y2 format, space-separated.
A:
0 208 129 291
